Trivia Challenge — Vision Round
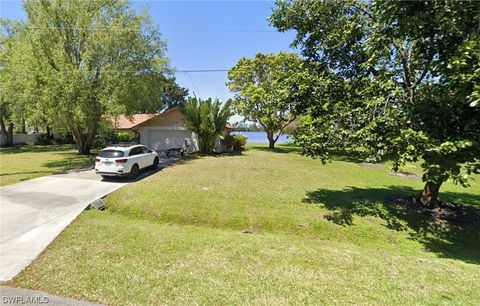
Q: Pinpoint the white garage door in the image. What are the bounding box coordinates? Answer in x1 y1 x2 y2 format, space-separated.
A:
147 130 194 152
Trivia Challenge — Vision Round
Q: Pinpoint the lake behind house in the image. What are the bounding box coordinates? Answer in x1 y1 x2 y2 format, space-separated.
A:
233 131 292 144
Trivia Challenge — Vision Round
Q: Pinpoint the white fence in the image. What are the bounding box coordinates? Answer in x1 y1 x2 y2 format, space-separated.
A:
0 134 37 146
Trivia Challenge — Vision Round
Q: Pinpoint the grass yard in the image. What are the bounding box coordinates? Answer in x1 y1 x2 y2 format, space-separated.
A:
0 145 95 187
9 144 480 305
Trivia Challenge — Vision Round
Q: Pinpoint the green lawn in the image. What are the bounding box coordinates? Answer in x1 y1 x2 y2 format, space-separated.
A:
9 144 480 305
0 145 95 187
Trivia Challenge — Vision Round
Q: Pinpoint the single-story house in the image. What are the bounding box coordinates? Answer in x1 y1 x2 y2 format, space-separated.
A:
112 107 233 153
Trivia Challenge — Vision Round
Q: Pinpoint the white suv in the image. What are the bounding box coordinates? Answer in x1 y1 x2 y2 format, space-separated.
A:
95 144 159 179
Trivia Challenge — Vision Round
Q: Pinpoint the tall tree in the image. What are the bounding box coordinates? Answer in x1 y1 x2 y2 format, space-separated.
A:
0 19 32 146
4 0 170 154
161 76 189 110
181 97 232 154
227 52 309 149
270 0 480 206
136 76 188 113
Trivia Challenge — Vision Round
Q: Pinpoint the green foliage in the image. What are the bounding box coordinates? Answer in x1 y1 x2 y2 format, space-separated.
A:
227 52 309 148
160 76 189 110
232 122 264 132
117 132 135 143
93 125 118 150
270 0 480 203
93 124 136 149
137 76 189 113
53 133 75 145
0 144 95 186
232 135 247 151
181 97 233 153
223 134 247 151
6 145 480 303
1 0 171 154
0 19 36 145
34 134 54 146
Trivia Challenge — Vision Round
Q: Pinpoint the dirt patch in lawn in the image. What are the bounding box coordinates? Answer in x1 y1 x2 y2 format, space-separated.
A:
387 172 421 179
386 195 480 225
358 162 383 169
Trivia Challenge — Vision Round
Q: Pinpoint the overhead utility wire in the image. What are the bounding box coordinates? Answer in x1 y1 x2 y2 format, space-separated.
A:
175 69 228 73
185 72 201 97
19 27 283 33
29 69 229 73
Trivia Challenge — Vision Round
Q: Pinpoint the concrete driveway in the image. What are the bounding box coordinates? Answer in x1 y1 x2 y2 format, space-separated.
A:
0 157 177 282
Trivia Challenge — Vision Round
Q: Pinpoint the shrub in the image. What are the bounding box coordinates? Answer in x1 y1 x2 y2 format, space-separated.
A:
34 133 53 145
223 134 247 151
232 135 247 151
54 133 74 144
117 132 135 143
93 127 136 149
93 127 117 149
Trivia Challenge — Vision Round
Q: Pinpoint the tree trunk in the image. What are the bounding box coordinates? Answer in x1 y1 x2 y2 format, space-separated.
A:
71 119 100 155
419 181 443 207
0 117 14 147
76 135 92 155
7 123 13 145
266 131 276 149
21 115 26 134
72 130 93 155
46 125 52 139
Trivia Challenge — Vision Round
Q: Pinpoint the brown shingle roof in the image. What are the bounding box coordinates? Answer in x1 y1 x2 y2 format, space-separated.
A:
111 107 234 131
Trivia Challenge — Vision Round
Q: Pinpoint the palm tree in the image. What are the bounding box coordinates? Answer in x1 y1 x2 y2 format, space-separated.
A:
181 97 232 153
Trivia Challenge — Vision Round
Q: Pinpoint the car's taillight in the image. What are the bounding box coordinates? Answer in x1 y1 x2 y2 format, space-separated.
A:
95 158 100 162
115 158 128 163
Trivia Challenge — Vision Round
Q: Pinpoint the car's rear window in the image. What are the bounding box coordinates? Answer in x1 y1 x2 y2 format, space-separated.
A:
99 150 124 158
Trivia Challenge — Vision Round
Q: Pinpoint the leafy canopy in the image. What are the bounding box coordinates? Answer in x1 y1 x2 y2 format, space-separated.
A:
1 0 170 153
270 0 480 204
227 52 309 148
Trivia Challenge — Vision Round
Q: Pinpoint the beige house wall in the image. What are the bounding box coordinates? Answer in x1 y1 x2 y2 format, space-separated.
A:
114 108 231 153
142 108 185 128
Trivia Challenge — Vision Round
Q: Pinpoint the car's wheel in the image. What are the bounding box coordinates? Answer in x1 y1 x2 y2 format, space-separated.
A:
101 175 109 180
152 157 159 169
129 164 139 179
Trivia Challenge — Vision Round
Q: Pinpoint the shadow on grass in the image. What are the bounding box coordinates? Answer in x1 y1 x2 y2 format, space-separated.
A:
249 143 300 154
304 186 480 264
0 148 95 183
330 150 371 163
42 153 96 172
214 151 244 157
248 144 375 163
0 144 76 154
168 151 244 164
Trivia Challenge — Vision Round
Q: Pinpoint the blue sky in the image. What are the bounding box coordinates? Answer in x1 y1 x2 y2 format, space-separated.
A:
0 0 297 121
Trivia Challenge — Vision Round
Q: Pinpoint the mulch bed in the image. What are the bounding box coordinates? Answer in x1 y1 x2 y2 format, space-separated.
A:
385 195 480 225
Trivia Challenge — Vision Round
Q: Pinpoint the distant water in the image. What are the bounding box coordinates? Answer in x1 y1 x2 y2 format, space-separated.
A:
233 131 292 144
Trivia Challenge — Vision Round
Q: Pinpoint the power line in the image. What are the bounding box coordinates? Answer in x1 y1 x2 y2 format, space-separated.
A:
185 72 201 97
175 69 228 73
14 68 229 73
14 26 286 33
168 30 281 33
